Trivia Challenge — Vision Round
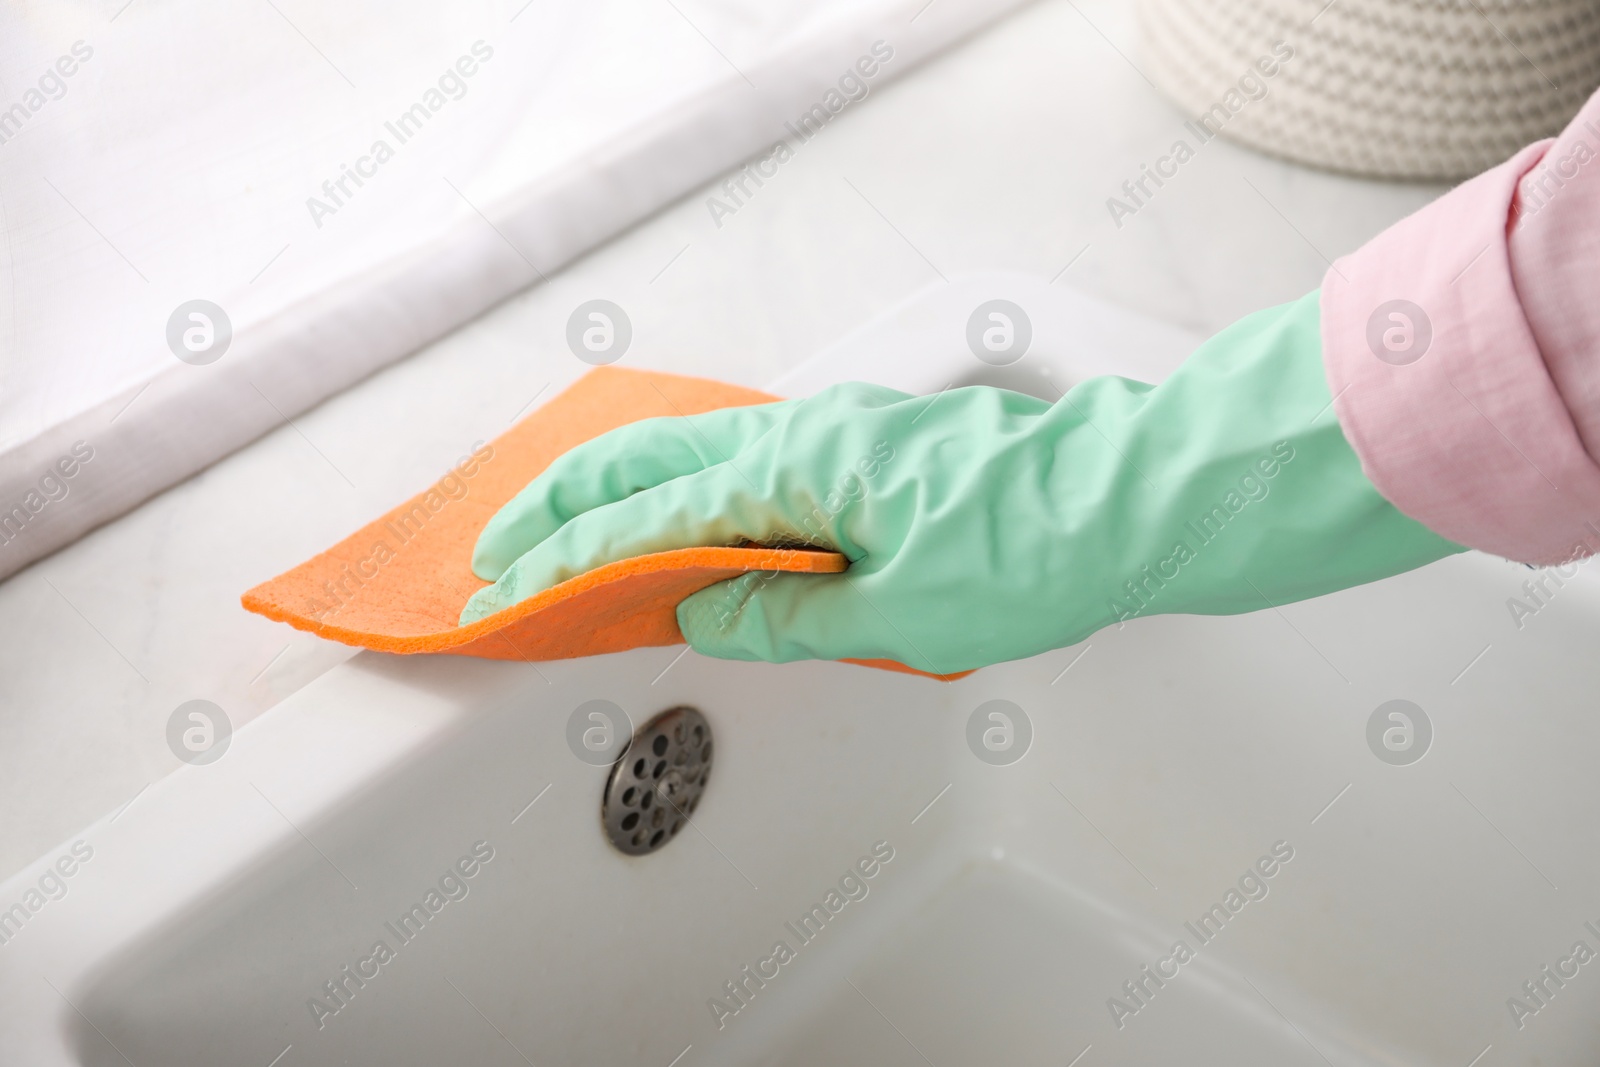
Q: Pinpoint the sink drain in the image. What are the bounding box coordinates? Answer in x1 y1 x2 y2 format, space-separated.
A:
602 706 712 856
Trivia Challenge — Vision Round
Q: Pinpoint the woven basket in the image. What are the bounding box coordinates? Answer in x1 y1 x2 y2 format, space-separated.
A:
1137 0 1600 180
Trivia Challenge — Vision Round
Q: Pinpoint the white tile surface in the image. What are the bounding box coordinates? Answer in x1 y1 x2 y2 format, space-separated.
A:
0 0 1448 882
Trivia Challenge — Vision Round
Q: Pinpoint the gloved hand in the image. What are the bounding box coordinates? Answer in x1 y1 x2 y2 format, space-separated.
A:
461 291 1463 674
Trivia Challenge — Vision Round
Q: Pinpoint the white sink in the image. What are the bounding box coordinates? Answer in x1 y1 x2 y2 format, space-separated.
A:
4 275 1597 1066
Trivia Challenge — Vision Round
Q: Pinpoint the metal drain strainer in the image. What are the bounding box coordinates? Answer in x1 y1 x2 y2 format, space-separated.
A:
602 706 712 856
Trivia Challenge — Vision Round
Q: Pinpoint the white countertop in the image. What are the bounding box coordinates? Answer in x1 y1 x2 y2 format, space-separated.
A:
0 0 1446 882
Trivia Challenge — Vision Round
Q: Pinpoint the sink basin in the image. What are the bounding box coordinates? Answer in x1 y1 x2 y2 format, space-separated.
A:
5 275 1597 1066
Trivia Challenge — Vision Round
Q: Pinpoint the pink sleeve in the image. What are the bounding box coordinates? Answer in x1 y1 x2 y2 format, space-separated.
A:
1320 88 1600 566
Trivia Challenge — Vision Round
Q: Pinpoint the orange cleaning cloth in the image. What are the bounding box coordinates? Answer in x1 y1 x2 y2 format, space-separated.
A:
241 367 966 680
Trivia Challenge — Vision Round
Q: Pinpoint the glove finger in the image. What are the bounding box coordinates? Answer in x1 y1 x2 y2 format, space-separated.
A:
471 401 791 579
676 572 952 675
460 459 798 624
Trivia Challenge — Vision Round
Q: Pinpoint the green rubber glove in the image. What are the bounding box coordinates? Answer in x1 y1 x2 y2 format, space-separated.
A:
461 291 1463 674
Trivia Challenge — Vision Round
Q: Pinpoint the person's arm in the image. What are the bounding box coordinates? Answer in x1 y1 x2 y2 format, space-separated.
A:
460 292 1460 674
1320 87 1600 566
459 90 1600 673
